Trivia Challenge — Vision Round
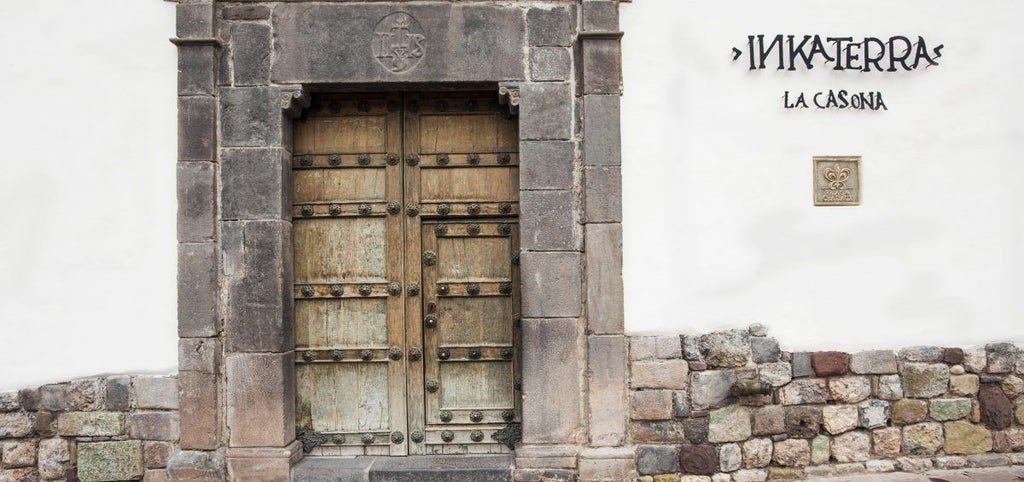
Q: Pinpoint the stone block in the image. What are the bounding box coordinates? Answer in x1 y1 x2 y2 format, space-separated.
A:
859 399 890 429
901 422 943 455
522 319 580 443
978 383 1013 430
127 412 180 441
1016 398 1024 425
178 46 215 96
179 338 220 374
178 242 219 338
708 406 751 443
733 469 768 482
38 438 70 479
822 405 858 435
220 87 283 147
895 456 933 471
682 336 702 361
178 95 216 161
631 360 688 390
719 443 741 472
963 346 987 373
791 352 813 378
1002 374 1024 397
831 431 870 462
929 398 972 421
672 390 691 418
520 190 577 251
135 376 179 410
630 336 657 361
891 399 928 425
578 456 635 481
520 141 574 190
630 390 672 421
57 412 124 437
849 350 898 374
772 439 810 467
965 453 1010 467
520 252 581 318
16 388 38 412
223 220 294 352
943 347 965 364
530 47 572 82
582 38 622 95
583 95 621 167
1 441 36 468
583 0 618 31
221 148 290 221
902 363 950 398
144 441 174 470
898 346 944 362
520 83 573 141
752 405 785 436
944 421 993 454
698 330 751 368
757 362 791 387
32 411 54 438
588 336 626 446
223 6 271 21
38 384 67 412
683 418 709 444
227 455 292 481
811 351 850 376
177 162 215 242
828 376 871 404
176 3 213 39
986 342 1016 373
810 435 830 465
690 370 736 410
678 444 718 475
784 406 822 439
78 441 143 482
741 438 772 468
273 4 527 83
749 337 780 363
226 352 295 447
585 223 624 335
630 421 686 444
230 23 271 85
527 6 573 46
876 374 904 400
67 379 103 411
779 378 828 405
871 427 901 458
103 376 130 412
583 166 622 223
166 450 226 480
636 445 678 475
994 427 1024 452
179 371 220 450
654 336 681 359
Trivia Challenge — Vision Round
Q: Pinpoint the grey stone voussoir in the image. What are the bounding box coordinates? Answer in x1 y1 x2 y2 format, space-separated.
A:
520 83 574 141
230 23 271 86
221 147 291 221
520 141 575 191
520 252 582 318
530 47 572 82
222 220 294 353
527 6 574 47
520 190 578 252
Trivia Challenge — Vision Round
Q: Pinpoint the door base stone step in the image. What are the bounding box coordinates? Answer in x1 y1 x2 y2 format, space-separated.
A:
293 455 514 482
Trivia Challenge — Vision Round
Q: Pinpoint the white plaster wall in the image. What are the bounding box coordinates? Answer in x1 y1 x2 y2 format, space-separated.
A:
621 0 1024 349
0 1 178 390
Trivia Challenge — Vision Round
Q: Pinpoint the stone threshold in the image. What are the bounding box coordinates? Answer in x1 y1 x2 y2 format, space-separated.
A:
292 454 514 482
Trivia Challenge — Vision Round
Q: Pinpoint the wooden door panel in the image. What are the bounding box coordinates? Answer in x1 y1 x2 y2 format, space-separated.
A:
293 218 388 283
436 237 513 280
293 168 387 204
437 297 514 346
439 362 515 409
297 363 390 432
420 167 518 202
295 298 388 349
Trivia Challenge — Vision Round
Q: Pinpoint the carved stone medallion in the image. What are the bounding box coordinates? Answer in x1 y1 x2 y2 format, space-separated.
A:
813 156 861 206
373 12 426 73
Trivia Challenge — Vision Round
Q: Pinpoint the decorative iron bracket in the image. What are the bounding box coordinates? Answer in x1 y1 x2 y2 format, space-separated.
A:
490 422 522 450
296 426 327 453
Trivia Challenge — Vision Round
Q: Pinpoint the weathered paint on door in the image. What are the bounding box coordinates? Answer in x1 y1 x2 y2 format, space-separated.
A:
293 93 520 456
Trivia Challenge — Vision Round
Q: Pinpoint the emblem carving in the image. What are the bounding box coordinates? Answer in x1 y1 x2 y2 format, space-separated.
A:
373 12 426 74
813 156 861 206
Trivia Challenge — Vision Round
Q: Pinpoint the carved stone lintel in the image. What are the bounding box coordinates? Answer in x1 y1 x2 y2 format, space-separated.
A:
281 86 311 119
498 83 520 115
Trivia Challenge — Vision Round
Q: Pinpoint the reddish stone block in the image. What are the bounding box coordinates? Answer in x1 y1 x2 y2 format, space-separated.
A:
678 444 718 475
811 351 851 376
179 371 219 450
978 384 1013 430
943 348 965 365
145 441 174 469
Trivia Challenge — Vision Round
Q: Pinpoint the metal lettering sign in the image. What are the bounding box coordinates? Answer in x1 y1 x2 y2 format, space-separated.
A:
813 156 861 206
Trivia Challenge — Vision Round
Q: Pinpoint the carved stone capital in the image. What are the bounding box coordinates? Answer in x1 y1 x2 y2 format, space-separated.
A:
498 83 520 115
280 86 311 119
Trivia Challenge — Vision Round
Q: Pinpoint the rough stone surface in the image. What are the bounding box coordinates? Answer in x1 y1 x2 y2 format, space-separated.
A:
831 431 871 462
178 242 218 337
221 148 290 221
698 330 751 368
65 379 101 411
521 83 573 141
859 399 891 429
891 399 928 425
655 336 682 359
636 445 678 475
719 443 742 472
929 398 972 421
943 347 965 364
589 335 627 446
901 422 944 455
732 469 768 482
521 140 574 191
876 374 904 400
785 406 822 439
631 337 657 361
57 412 124 436
102 376 131 412
850 350 898 374
895 456 933 471
752 405 785 436
772 439 810 467
230 23 271 85
78 440 143 482
520 253 581 318
1016 398 1024 425
779 379 828 405
584 166 622 222
934 455 969 469
690 370 736 410
812 351 850 376
707 406 751 443
750 337 780 363
39 385 67 412
741 438 772 468
178 96 216 161
127 412 180 441
829 376 872 404
630 390 673 421
791 352 813 378
944 421 993 454
963 346 988 373
978 383 1013 430
145 441 174 469
822 405 859 434
985 342 1016 373
530 47 571 82
0 413 32 438
631 360 688 390
872 427 902 458
672 390 691 418
902 363 950 398
583 95 621 167
225 352 295 447
683 418 709 444
1 441 36 468
38 438 71 479
631 421 687 444
527 6 573 46
678 444 718 475
810 435 830 465
757 362 792 387
899 346 944 362
135 377 179 410
865 459 896 473
1001 374 1024 398
951 374 981 396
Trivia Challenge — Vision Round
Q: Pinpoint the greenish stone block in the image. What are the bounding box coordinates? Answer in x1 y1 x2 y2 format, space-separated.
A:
78 441 143 482
930 398 972 421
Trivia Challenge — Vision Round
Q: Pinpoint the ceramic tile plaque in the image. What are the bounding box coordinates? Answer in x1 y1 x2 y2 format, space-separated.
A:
813 156 860 206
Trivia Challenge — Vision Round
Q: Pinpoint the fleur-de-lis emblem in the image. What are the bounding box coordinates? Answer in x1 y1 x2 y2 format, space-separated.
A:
824 163 851 190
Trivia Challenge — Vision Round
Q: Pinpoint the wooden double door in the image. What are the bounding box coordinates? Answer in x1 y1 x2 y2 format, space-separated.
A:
292 93 521 456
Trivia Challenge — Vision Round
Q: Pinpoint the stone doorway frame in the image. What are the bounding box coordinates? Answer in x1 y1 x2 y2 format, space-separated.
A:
170 1 630 479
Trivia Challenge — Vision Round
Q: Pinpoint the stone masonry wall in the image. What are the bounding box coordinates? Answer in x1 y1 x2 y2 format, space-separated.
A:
0 375 179 482
628 326 1024 481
